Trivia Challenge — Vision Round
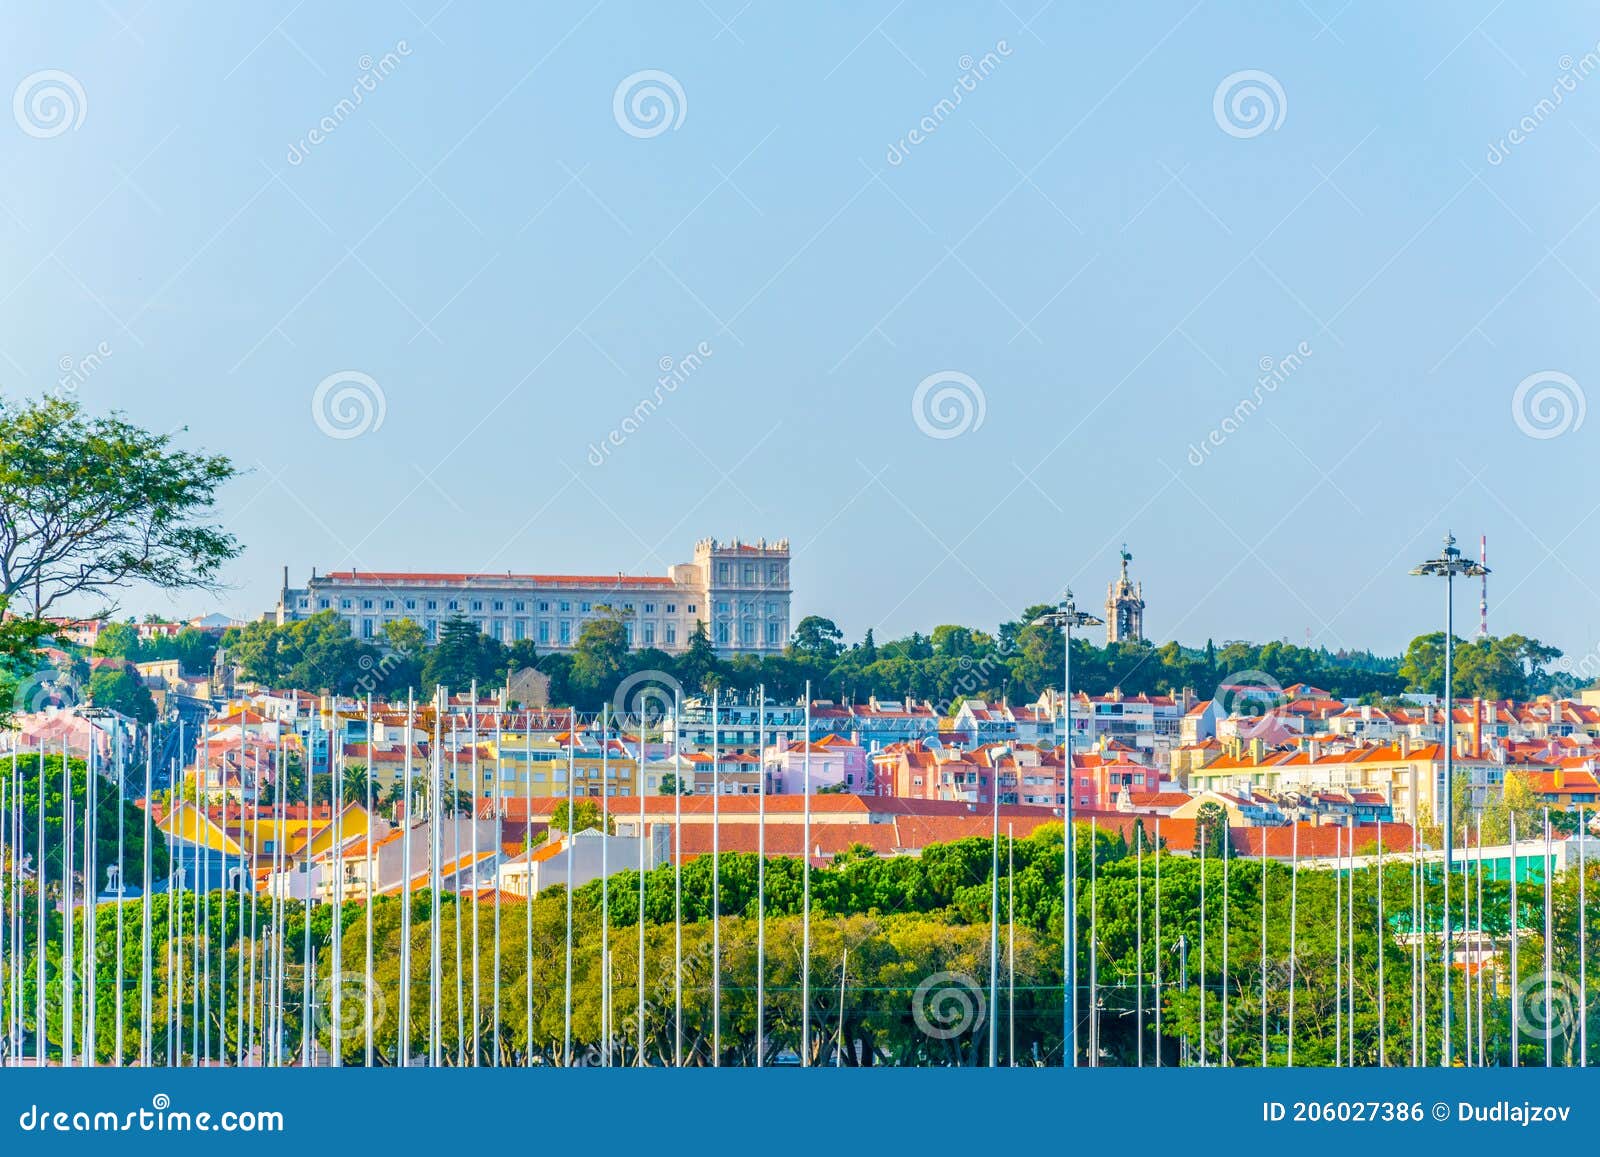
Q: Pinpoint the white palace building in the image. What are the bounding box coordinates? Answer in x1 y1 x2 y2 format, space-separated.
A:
274 537 792 655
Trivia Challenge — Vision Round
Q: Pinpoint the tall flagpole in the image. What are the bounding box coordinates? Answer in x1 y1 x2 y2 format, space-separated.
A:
802 682 812 1067
710 687 720 1067
1135 821 1144 1067
34 741 44 1067
1089 817 1098 1066
1288 821 1298 1067
1260 827 1268 1066
429 692 443 1068
491 691 502 1066
636 695 646 1068
1154 818 1162 1068
1544 808 1553 1068
1199 816 1207 1066
140 732 152 1067
365 694 375 1067
523 704 533 1066
1377 821 1386 1067
756 684 765 1068
1222 824 1230 1065
113 726 124 1065
331 711 344 1067
61 749 73 1068
1581 805 1588 1068
562 706 574 1068
469 687 481 1068
672 694 682 1068
1007 823 1015 1066
451 719 464 1064
988 740 1000 1069
600 702 611 1067
1510 813 1519 1068
400 692 414 1067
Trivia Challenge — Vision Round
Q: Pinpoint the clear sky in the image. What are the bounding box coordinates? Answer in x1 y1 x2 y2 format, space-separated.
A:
4 3 1598 659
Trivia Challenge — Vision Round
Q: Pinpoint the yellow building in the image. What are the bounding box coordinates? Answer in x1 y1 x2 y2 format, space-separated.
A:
472 734 639 801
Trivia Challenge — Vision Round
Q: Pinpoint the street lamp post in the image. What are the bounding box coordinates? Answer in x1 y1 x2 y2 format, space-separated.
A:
1409 532 1488 1067
1038 589 1103 1068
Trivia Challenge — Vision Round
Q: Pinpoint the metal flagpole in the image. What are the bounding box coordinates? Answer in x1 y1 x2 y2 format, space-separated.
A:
429 693 443 1067
451 720 463 1064
988 742 999 1069
637 697 646 1067
673 695 682 1068
331 716 344 1066
400 692 414 1067
756 685 765 1068
1581 805 1588 1067
562 707 574 1067
1377 821 1386 1067
1411 814 1420 1066
34 742 44 1067
1476 814 1485 1067
469 688 480 1068
1008 824 1015 1066
491 692 501 1065
141 733 152 1067
601 702 610 1067
1460 819 1471 1067
1222 826 1229 1065
1260 828 1268 1066
1509 813 1519 1068
711 688 720 1067
365 695 375 1067
1154 818 1162 1068
1199 818 1207 1066
802 682 812 1067
62 750 74 1067
1545 808 1553 1068
1136 822 1143 1067
1288 821 1298 1067
1089 817 1098 1067
83 740 94 1068
303 711 316 1066
524 705 534 1067
114 727 124 1065
1348 815 1356 1065
1334 823 1342 1066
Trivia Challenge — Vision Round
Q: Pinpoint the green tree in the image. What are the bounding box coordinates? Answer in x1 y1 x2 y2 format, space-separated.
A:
788 616 844 663
93 621 142 659
421 615 506 695
87 663 157 724
570 605 629 696
677 620 722 694
549 798 614 835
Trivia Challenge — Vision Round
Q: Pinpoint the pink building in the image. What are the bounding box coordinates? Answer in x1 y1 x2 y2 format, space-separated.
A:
763 735 868 794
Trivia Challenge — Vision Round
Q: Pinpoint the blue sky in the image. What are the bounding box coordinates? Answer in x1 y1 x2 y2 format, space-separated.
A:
4 2 1599 659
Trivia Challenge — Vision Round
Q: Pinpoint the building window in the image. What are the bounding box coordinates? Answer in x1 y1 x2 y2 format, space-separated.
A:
687 604 697 614
405 599 416 610
559 601 571 612
539 621 550 644
513 600 525 612
665 624 677 646
492 620 505 641
514 619 526 641
716 622 730 644
382 599 394 610
715 601 729 615
666 603 676 613
743 564 755 583
643 623 655 645
362 619 374 638
471 600 483 612
426 599 437 611
426 619 438 641
539 601 550 612
580 601 591 613
643 603 655 614
742 622 755 645
560 621 572 644
447 600 459 611
362 599 374 610
717 562 730 583
297 597 308 609
766 622 780 645
341 599 353 610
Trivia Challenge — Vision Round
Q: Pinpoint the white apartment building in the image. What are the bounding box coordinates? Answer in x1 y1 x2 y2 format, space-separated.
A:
274 537 791 655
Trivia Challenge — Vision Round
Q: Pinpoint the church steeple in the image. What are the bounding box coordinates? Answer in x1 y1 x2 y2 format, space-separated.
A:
1105 544 1145 644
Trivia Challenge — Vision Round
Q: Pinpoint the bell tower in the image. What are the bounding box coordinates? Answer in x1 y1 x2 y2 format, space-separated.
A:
1105 544 1145 644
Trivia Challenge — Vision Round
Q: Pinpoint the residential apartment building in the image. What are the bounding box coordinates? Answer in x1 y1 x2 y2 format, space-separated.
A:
273 536 791 655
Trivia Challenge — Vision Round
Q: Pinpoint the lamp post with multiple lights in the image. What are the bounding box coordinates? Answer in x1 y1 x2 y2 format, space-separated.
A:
1409 532 1488 1067
1038 589 1103 1068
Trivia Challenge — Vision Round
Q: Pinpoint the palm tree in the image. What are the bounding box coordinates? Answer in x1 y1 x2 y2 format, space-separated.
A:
342 763 372 810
